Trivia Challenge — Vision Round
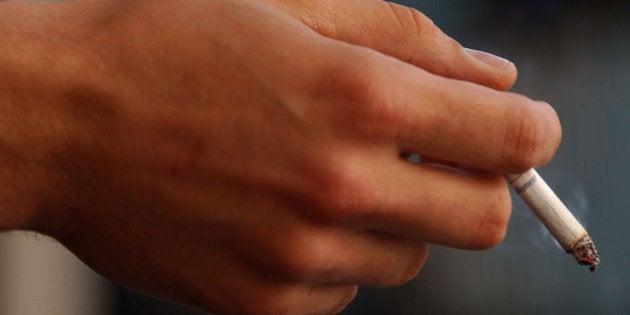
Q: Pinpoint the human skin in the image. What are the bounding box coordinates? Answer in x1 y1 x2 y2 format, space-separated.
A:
0 0 560 314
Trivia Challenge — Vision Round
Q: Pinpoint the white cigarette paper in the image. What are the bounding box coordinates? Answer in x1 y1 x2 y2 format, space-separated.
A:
506 169 600 271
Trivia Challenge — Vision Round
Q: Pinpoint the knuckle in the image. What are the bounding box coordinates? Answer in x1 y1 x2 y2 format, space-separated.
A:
471 180 511 249
501 98 558 172
385 3 462 71
392 244 428 285
330 286 359 314
540 101 562 157
309 154 377 224
269 230 331 281
311 51 374 105
386 3 437 38
311 51 401 137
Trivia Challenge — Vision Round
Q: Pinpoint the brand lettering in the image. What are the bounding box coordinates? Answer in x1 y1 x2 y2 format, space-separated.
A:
516 175 538 194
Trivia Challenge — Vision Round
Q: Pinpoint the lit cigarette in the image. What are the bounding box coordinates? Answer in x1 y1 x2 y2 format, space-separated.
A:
506 169 600 272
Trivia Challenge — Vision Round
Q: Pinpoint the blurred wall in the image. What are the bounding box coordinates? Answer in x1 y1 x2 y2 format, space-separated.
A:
0 232 112 315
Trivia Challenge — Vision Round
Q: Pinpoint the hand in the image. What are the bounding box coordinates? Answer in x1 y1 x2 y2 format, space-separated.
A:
0 0 560 314
258 0 518 91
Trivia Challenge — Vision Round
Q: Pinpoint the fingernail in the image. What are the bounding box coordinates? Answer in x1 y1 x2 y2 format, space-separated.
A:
465 48 512 70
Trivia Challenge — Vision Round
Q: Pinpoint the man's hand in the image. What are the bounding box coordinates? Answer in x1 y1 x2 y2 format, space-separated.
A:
0 0 560 314
260 0 518 91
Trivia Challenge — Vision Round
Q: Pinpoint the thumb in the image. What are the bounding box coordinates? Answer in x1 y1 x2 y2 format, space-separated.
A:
267 0 517 91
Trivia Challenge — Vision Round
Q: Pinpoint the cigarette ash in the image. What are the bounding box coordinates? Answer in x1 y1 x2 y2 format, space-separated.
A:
571 235 600 272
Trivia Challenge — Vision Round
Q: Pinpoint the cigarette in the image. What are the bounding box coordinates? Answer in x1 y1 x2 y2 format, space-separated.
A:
506 169 600 272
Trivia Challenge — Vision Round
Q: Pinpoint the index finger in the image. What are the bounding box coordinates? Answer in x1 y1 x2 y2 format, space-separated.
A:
401 74 561 173
306 38 560 173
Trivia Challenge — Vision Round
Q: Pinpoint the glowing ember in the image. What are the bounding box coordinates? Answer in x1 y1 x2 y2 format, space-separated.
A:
572 236 600 272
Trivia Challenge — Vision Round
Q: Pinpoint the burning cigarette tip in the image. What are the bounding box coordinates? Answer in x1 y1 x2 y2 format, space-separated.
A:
507 169 601 272
571 235 600 272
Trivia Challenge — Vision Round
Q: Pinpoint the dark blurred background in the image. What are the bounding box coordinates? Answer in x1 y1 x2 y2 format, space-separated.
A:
1 1 627 314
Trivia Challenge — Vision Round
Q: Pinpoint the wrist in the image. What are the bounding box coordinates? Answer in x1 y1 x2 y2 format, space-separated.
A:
0 2 89 233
